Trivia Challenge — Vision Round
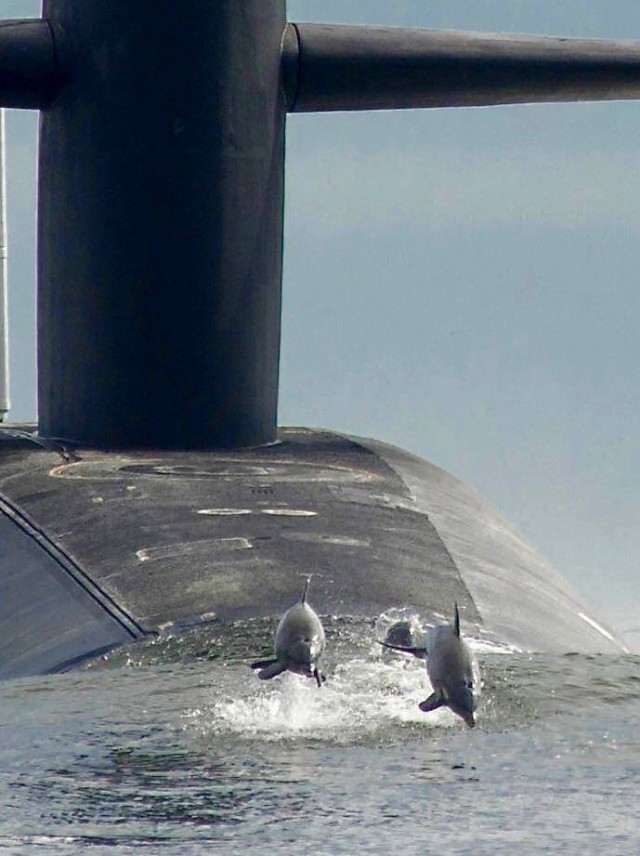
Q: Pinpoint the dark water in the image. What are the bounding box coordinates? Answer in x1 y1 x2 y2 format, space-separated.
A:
0 616 638 854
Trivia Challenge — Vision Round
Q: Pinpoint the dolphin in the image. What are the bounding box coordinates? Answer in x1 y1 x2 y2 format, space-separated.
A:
380 603 477 727
250 577 326 686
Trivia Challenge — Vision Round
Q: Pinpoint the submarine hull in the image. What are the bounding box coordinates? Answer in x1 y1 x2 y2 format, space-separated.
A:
0 426 623 679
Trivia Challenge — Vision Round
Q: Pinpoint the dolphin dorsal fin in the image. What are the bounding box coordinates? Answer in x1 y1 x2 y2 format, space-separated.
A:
300 576 311 603
454 602 460 637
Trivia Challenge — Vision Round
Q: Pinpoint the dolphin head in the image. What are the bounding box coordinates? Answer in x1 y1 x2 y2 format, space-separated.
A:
287 633 323 672
445 676 476 728
275 600 326 679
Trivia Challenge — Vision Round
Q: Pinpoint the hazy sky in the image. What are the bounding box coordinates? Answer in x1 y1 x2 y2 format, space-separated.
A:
2 2 639 646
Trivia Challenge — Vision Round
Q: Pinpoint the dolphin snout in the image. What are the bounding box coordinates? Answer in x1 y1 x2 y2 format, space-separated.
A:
450 685 475 727
458 709 475 728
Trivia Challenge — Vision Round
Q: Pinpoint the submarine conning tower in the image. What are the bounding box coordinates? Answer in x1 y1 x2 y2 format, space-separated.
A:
0 1 636 676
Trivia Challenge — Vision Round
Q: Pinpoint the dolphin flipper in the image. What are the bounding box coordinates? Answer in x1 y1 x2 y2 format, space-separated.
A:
419 690 446 713
250 658 278 670
251 658 287 679
255 661 287 680
379 640 428 659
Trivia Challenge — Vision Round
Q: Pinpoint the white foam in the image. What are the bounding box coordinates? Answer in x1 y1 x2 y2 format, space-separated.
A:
186 657 460 742
468 636 523 655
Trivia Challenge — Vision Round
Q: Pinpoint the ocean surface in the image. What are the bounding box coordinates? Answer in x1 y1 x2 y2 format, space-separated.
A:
0 614 638 855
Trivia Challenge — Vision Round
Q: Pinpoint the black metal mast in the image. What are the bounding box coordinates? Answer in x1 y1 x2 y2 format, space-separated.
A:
37 1 286 448
2 3 640 448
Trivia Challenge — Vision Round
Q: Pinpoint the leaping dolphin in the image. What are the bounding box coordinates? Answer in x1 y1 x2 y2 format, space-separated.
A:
250 577 326 686
380 603 478 727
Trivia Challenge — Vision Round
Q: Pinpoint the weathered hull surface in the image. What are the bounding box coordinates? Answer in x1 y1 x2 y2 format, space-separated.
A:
0 426 623 678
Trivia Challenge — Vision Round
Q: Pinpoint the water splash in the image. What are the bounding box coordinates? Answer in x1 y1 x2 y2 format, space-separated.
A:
83 612 523 741
183 650 470 745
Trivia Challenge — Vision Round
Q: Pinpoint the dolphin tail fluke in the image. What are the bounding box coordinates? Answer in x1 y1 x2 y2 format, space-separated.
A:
419 690 446 713
255 660 287 680
379 640 428 659
454 602 460 637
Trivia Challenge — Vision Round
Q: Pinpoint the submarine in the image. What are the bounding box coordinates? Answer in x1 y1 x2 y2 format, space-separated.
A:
1 2 636 679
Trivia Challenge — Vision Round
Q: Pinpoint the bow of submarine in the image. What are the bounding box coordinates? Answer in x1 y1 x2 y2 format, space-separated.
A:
0 425 625 679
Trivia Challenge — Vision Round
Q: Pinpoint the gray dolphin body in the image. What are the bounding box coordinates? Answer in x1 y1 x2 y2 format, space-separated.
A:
381 604 477 727
251 579 326 686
